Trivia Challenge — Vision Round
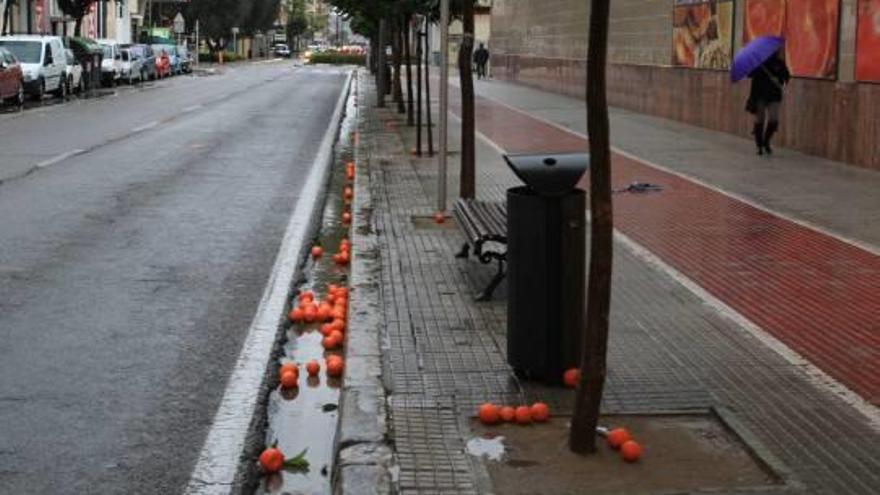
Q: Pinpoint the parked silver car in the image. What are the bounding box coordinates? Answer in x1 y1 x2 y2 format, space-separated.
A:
119 47 145 84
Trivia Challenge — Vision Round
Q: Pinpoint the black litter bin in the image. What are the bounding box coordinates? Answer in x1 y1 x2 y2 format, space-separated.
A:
505 152 588 384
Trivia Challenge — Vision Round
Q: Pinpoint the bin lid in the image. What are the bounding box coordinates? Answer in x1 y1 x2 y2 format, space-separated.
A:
503 152 589 196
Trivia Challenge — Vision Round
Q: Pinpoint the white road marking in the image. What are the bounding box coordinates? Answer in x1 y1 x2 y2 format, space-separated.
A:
131 121 159 133
35 149 85 169
467 106 880 432
184 70 353 494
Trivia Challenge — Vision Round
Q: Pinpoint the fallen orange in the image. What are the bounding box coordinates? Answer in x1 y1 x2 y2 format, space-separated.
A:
499 406 516 422
530 402 550 422
478 403 500 425
259 447 284 473
280 370 298 389
434 212 445 224
279 362 297 378
288 307 304 323
563 368 581 388
620 440 642 462
514 406 533 425
306 360 320 376
326 357 344 377
607 428 631 449
311 246 323 259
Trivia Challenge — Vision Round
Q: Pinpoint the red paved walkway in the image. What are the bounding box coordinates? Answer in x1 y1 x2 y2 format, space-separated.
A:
450 93 880 405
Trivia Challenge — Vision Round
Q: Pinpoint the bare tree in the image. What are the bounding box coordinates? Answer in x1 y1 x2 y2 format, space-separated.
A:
569 0 613 454
457 0 475 199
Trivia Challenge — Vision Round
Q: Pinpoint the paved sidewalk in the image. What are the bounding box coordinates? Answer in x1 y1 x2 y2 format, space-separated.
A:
351 72 880 494
445 79 880 407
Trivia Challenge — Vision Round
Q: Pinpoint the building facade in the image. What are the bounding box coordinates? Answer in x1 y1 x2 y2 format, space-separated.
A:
491 0 880 171
2 0 133 42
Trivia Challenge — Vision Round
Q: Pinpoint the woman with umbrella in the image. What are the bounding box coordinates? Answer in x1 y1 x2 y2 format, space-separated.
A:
732 36 791 155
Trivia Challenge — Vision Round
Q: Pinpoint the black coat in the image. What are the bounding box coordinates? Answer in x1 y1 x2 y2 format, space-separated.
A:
749 57 790 103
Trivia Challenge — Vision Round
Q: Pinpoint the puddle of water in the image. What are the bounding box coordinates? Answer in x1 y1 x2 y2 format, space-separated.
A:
466 435 507 462
256 75 359 495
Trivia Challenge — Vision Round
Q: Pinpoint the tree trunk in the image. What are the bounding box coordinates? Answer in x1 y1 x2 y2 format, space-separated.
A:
424 18 434 156
416 21 423 156
392 20 405 114
74 16 82 37
404 17 414 126
457 0 476 199
377 18 387 108
569 0 613 455
370 35 377 74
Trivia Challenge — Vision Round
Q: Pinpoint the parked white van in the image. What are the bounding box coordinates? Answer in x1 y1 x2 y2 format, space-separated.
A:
96 39 121 86
0 35 66 100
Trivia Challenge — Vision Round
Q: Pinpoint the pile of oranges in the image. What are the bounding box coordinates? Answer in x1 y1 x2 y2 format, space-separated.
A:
260 90 360 478
478 402 550 426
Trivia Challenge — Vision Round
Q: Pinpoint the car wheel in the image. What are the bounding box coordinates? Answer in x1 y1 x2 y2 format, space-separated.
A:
33 79 45 102
15 82 24 109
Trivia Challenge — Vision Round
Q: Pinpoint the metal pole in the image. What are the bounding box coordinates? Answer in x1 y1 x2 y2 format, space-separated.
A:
195 20 199 68
438 0 449 213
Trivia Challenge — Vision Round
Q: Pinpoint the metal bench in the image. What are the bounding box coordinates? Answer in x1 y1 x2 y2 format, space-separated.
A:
452 198 507 301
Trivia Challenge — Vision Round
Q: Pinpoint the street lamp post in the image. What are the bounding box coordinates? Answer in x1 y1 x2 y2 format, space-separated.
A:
438 0 449 213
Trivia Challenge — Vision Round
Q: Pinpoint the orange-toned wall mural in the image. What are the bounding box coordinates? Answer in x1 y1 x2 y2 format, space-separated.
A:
744 0 841 79
673 0 735 69
857 0 880 82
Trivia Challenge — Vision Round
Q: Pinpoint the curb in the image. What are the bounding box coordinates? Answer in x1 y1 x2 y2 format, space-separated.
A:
332 72 394 495
185 69 354 495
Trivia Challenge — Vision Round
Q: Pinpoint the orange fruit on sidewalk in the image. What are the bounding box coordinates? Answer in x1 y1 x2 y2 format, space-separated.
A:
563 368 581 388
279 362 297 378
320 323 334 336
326 357 344 377
607 428 631 449
499 406 515 422
342 212 352 224
311 246 323 259
322 335 338 350
330 318 345 332
280 370 298 389
306 360 320 376
318 303 333 321
288 307 304 323
478 403 500 425
620 440 643 463
259 447 284 473
434 212 445 224
298 290 314 302
530 402 550 422
329 330 344 346
304 305 318 322
514 406 533 425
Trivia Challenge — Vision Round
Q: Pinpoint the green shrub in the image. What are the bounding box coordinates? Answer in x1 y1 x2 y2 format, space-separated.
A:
308 53 365 65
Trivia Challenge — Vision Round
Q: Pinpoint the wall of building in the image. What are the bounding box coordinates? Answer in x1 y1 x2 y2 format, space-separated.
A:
490 0 880 171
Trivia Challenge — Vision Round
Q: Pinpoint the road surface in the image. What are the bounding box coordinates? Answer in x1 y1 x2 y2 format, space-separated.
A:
0 62 348 494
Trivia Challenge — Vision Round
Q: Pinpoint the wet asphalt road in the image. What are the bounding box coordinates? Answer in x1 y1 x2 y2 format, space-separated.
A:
0 62 348 494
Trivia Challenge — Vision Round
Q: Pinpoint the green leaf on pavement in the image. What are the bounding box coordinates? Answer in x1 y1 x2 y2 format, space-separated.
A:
283 448 309 472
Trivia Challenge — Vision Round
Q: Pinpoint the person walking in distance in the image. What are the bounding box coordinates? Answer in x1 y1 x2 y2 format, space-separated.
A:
746 50 790 155
473 43 489 80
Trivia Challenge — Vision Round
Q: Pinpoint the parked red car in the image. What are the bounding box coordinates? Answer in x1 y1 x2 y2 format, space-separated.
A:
0 46 24 108
155 49 171 79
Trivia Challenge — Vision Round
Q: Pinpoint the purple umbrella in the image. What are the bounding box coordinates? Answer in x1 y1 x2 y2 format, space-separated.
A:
730 36 784 82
